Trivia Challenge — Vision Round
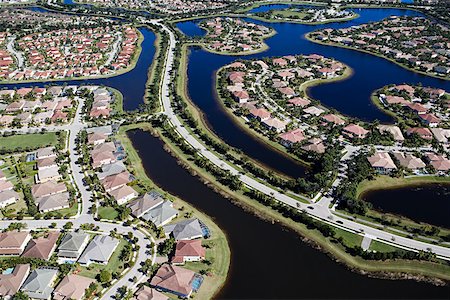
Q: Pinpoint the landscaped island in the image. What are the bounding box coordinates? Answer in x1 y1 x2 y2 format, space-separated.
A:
253 5 358 24
0 9 140 82
217 54 350 163
200 17 275 55
307 16 450 79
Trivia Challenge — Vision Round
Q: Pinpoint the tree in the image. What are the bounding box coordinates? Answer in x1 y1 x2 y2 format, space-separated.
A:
63 222 73 230
98 270 111 284
13 291 29 300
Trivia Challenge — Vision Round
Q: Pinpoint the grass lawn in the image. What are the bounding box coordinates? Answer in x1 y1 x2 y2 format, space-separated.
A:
0 132 59 153
334 228 363 248
369 240 399 253
110 88 124 114
98 206 119 220
356 175 450 199
78 239 128 279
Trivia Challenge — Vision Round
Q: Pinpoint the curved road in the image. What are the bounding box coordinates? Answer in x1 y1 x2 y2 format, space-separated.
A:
155 21 450 261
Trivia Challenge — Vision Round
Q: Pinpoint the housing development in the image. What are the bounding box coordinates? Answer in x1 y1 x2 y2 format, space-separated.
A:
0 0 449 299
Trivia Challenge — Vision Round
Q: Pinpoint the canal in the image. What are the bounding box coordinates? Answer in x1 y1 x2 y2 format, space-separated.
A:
177 6 450 178
128 129 450 299
362 184 450 228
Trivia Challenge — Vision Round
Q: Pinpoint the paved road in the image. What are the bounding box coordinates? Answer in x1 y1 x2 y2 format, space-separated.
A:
0 95 155 299
155 22 450 261
7 36 24 69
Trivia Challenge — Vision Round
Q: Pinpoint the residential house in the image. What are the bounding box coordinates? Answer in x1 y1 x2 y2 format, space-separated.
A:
35 192 70 213
35 166 61 184
321 114 345 126
21 232 60 260
97 161 127 180
0 231 31 256
78 235 119 266
343 124 369 139
31 181 66 199
53 274 95 300
0 264 30 298
21 268 58 300
0 190 19 208
279 129 305 147
163 219 204 241
391 152 426 171
134 286 168 300
127 192 165 218
249 108 271 121
172 240 206 265
36 147 56 160
378 125 404 142
142 201 179 227
367 152 397 174
57 231 90 262
150 264 196 298
262 118 287 133
109 185 138 205
101 171 132 193
406 127 433 141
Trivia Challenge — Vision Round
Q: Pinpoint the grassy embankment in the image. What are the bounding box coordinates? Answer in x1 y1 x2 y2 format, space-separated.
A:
176 43 300 180
140 119 450 282
304 33 450 81
113 123 231 300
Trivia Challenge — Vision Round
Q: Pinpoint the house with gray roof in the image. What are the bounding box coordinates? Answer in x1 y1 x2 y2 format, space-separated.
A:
21 268 58 299
163 219 204 241
128 191 165 218
98 161 127 180
57 231 90 262
78 235 119 266
86 125 113 137
142 201 178 227
35 192 70 213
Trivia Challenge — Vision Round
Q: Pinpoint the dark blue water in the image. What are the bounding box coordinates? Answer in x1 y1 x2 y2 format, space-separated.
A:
176 8 450 178
0 27 156 111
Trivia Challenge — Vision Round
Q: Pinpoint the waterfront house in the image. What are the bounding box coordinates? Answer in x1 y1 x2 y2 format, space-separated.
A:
163 219 204 241
98 161 127 180
321 114 345 126
287 97 310 108
128 191 165 218
150 264 196 298
142 200 178 227
391 152 425 171
0 231 31 256
100 171 132 193
302 138 325 154
367 152 397 174
279 129 305 147
262 118 287 133
172 240 206 265
249 108 271 121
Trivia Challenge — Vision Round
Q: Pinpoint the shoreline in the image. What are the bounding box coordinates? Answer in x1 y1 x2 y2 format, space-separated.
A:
116 123 231 300
198 21 277 56
142 122 450 284
177 43 300 180
213 60 354 169
304 33 450 81
246 11 360 25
